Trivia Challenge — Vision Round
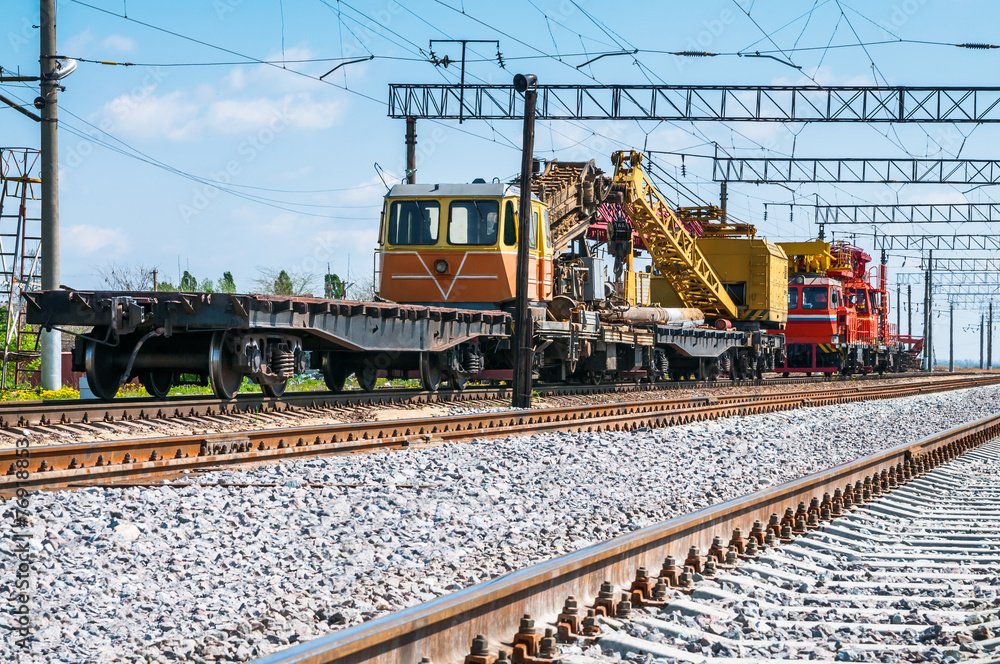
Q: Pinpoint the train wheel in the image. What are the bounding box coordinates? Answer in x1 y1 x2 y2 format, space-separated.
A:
356 364 378 392
449 372 469 391
782 372 790 378
84 330 121 401
262 380 287 398
208 330 243 400
139 370 173 399
321 353 349 392
588 371 603 385
419 352 441 391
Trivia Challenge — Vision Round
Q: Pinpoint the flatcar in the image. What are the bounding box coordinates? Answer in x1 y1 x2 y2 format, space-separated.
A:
27 154 787 400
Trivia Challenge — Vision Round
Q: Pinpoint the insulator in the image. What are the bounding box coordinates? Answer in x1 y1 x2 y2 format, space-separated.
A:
671 51 718 57
681 155 686 177
957 43 999 49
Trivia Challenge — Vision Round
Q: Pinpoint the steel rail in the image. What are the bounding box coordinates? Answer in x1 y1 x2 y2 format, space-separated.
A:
0 371 953 429
250 401 1000 664
2 375 996 493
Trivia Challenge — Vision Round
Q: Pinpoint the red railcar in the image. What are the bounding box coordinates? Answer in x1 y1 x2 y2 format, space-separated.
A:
776 241 914 375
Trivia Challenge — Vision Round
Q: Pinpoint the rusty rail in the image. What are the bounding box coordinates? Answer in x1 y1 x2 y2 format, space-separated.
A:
0 370 950 429
250 404 1000 664
2 374 997 493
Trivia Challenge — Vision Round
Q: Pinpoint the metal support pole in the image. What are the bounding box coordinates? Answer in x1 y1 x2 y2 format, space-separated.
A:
981 314 985 370
896 284 901 337
949 302 954 373
926 250 933 370
40 0 61 390
907 284 912 337
405 117 416 184
512 74 537 409
990 302 994 370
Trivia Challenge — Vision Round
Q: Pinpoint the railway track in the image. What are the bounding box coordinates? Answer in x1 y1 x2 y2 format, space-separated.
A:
251 402 1000 664
3 374 998 494
0 371 968 433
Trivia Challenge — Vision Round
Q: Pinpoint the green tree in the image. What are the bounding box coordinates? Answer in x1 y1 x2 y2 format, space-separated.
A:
273 270 294 296
157 281 177 292
198 278 216 293
252 267 316 296
217 271 237 293
179 271 198 292
325 273 347 299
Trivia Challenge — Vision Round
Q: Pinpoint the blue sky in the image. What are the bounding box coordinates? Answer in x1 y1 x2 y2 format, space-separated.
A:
3 0 1000 361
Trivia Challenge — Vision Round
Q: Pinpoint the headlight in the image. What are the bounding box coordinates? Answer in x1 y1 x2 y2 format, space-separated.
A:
434 259 448 274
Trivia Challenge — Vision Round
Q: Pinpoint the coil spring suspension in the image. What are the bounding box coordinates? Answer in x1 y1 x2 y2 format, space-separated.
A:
271 346 296 377
462 349 483 374
655 353 669 374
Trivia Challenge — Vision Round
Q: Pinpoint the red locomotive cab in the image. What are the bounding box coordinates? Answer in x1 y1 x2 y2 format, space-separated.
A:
786 276 839 344
376 183 553 307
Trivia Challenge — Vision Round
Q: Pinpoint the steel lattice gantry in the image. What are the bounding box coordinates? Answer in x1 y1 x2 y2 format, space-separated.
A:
388 85 1000 122
874 235 1000 251
921 258 1000 271
813 203 1000 224
895 272 1000 286
713 158 1000 184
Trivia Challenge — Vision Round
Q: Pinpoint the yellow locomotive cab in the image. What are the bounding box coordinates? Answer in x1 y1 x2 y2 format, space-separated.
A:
377 183 552 306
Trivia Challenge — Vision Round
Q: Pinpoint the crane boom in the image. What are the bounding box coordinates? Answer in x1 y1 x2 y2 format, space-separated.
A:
612 150 739 320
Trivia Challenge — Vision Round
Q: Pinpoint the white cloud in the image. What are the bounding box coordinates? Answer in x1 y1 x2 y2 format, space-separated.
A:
101 35 138 53
98 90 200 140
97 87 341 142
65 225 129 255
60 30 94 55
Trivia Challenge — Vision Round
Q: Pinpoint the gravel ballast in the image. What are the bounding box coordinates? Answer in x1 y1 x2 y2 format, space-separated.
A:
2 385 999 663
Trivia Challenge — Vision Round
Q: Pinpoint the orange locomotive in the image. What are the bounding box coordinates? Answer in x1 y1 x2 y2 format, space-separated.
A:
776 240 911 375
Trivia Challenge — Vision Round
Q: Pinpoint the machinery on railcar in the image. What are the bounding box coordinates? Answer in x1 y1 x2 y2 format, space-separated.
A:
774 240 914 375
24 150 788 401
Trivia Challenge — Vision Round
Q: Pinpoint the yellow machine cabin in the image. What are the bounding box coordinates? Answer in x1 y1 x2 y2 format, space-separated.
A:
376 183 553 306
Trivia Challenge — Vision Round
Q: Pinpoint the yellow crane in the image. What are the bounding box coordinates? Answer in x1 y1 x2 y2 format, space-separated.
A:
611 150 740 320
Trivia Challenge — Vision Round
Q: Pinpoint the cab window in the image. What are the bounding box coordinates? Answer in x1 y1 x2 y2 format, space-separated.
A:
787 287 798 310
387 200 439 245
503 200 517 246
529 209 538 250
542 208 552 250
831 289 840 307
802 287 829 309
448 199 499 245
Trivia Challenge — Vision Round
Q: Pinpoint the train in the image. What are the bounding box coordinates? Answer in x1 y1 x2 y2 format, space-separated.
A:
24 150 915 401
775 241 918 375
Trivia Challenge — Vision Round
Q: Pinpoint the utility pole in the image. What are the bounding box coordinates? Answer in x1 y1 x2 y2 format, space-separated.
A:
39 0 61 390
981 313 985 369
404 117 416 184
512 73 537 409
896 284 903 335
990 302 994 370
949 302 954 373
907 284 912 337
